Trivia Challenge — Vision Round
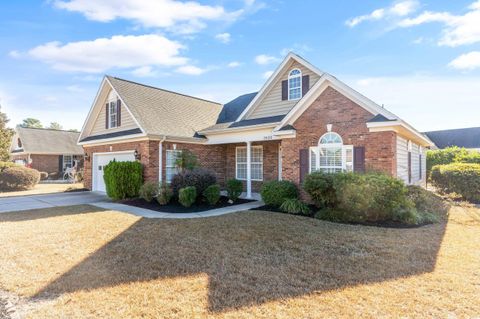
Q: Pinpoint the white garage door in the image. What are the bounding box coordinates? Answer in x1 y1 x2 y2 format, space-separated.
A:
92 151 135 192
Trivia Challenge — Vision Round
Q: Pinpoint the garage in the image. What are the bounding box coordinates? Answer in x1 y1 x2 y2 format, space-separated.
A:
92 151 136 192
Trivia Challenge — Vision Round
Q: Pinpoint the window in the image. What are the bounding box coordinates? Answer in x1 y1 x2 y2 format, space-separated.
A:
288 69 302 100
166 150 182 183
309 132 353 173
236 146 263 181
63 155 73 170
109 101 117 128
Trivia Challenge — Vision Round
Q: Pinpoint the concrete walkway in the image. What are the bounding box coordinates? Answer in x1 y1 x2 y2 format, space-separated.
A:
92 200 264 219
0 191 263 218
0 191 109 213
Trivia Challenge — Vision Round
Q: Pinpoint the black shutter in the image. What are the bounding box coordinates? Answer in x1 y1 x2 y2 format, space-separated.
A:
353 146 365 173
302 75 310 96
408 152 412 184
419 154 422 180
281 80 288 101
117 99 121 127
105 103 109 129
299 149 309 184
58 155 63 173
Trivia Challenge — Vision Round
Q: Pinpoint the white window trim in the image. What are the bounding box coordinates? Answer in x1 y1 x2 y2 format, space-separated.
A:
165 149 182 183
236 146 263 181
309 132 354 173
288 68 302 101
63 154 73 170
109 101 118 129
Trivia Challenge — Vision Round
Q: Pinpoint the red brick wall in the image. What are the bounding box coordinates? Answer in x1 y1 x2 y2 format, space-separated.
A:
225 141 280 192
11 154 65 174
281 86 397 185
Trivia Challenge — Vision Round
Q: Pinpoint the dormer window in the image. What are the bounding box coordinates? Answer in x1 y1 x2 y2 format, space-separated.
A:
288 69 302 100
109 101 118 128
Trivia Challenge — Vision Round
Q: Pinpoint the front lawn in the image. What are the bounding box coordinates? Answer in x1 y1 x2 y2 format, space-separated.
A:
0 203 479 318
0 182 85 198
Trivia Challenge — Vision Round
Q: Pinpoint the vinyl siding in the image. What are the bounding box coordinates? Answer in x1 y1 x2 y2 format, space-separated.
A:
246 61 321 120
396 135 426 186
90 89 138 136
397 136 409 184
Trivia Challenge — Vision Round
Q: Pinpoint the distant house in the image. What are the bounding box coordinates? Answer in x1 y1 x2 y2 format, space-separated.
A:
424 127 480 151
10 127 84 177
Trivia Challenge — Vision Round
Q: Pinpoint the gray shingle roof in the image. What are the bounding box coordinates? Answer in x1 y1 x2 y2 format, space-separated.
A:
424 127 480 149
216 92 257 124
201 115 284 132
107 76 223 138
367 114 396 122
13 127 83 155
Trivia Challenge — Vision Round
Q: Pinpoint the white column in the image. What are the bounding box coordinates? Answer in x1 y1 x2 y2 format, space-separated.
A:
246 141 252 199
158 139 164 183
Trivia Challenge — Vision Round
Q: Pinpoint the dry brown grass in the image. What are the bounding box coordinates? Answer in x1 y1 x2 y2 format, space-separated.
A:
0 183 84 198
0 203 479 318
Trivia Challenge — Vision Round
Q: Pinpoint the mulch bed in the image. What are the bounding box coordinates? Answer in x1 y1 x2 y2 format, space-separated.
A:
121 196 254 213
250 205 428 229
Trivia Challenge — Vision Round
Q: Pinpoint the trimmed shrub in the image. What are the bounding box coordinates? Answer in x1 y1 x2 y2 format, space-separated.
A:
179 186 196 207
280 199 311 215
203 184 220 205
407 185 449 222
226 179 243 201
261 180 298 207
303 171 337 208
103 161 143 200
431 163 480 202
0 166 40 191
157 183 173 205
139 181 159 202
171 168 216 198
39 171 49 180
0 161 17 172
427 146 480 176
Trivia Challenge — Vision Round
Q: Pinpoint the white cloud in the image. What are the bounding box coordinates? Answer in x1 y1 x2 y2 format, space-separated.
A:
448 51 480 70
262 70 274 79
344 74 480 131
398 1 480 47
175 65 207 75
8 50 21 58
227 61 241 68
255 54 280 65
66 85 85 92
131 66 157 77
27 34 187 73
346 0 419 27
215 32 231 44
53 0 245 34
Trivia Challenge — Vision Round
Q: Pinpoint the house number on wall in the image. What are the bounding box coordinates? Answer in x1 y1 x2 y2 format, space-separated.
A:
263 135 273 140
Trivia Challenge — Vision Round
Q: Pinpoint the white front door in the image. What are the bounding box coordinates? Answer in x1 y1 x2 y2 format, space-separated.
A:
92 151 135 192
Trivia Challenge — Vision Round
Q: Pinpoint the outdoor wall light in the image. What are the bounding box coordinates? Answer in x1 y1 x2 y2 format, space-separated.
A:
84 153 90 162
134 150 141 160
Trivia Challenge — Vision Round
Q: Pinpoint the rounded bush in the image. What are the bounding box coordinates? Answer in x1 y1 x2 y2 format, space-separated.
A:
0 166 40 191
171 168 216 198
39 171 49 180
226 179 242 201
0 161 18 172
156 183 173 205
431 163 480 202
139 181 159 202
203 184 220 205
104 161 143 200
260 180 298 207
280 198 311 215
179 186 196 207
303 172 337 208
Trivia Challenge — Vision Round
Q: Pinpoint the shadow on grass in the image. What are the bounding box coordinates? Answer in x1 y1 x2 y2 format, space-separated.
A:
0 205 106 222
31 211 448 312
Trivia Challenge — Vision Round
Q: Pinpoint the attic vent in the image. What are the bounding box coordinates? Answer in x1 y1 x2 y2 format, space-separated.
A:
17 138 22 148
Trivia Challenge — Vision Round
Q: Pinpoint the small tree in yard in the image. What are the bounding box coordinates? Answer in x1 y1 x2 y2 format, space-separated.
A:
103 161 143 200
175 150 199 171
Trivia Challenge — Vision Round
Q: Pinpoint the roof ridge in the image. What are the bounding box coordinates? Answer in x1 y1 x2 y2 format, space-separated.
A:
424 126 480 133
106 75 222 105
17 126 79 133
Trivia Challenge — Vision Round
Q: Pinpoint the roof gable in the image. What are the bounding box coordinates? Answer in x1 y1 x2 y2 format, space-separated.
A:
235 52 324 122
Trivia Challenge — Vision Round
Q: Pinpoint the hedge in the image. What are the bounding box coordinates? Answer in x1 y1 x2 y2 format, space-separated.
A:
431 163 480 202
260 180 298 207
427 147 480 175
104 161 143 200
0 166 40 191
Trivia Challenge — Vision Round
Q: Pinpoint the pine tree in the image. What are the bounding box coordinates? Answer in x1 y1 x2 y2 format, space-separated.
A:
20 118 42 128
0 105 13 161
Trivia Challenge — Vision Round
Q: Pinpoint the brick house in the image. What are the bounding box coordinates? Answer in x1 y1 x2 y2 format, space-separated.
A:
10 127 84 178
79 53 433 197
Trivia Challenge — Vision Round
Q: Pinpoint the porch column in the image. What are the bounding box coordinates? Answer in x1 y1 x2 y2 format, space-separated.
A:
246 141 252 199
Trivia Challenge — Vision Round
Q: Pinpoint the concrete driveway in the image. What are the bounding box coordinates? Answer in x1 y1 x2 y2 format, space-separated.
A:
0 191 109 213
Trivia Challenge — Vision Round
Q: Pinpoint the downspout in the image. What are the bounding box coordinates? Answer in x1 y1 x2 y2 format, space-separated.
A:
159 136 166 183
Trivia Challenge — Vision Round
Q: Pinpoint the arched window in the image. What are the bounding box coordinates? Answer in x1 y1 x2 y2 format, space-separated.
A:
309 132 353 173
288 68 302 100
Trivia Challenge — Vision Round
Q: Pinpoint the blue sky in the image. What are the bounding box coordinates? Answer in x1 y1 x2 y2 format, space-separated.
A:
0 0 479 131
